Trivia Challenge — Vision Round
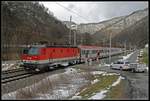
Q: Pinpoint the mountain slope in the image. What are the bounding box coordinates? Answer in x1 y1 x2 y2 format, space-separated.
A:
63 8 148 36
112 16 149 48
94 8 148 37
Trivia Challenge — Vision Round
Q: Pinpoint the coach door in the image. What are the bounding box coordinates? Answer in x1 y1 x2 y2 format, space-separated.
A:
85 50 89 58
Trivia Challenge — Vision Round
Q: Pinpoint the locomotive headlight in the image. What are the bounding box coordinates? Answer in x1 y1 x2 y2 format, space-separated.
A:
22 60 26 63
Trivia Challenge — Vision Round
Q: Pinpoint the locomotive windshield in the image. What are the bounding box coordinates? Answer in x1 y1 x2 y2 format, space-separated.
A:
23 47 40 55
28 47 40 55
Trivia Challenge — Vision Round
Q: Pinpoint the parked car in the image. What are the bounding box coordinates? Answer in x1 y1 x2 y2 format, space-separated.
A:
130 63 147 73
110 60 131 70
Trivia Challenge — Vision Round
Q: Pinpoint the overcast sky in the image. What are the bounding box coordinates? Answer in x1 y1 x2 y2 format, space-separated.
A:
40 2 148 24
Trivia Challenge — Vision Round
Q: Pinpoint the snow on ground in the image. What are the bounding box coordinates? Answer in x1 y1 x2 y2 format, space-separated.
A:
71 95 82 99
91 79 99 84
88 90 108 99
122 52 134 60
91 71 106 75
35 84 80 99
64 67 78 74
146 67 149 71
61 63 69 66
71 71 123 100
99 63 110 67
87 75 124 100
102 72 120 76
2 63 15 71
103 63 111 67
111 76 125 87
2 67 125 100
2 68 89 100
91 71 119 76
2 60 22 71
2 91 17 100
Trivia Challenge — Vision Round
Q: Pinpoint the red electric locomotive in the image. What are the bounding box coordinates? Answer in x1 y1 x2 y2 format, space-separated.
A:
21 45 80 72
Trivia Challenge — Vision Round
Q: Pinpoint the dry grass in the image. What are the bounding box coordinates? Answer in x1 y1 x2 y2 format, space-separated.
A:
15 69 91 99
104 79 128 100
78 75 118 99
16 77 54 99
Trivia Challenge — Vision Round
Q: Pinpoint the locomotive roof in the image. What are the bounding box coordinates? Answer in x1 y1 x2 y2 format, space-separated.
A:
30 45 78 48
28 44 121 49
46 45 78 48
78 45 102 49
78 45 122 49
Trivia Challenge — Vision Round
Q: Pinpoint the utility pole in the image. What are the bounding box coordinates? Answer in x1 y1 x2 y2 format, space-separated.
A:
69 16 72 45
103 39 105 47
73 30 76 46
74 25 77 46
109 33 111 64
129 43 131 52
124 40 126 55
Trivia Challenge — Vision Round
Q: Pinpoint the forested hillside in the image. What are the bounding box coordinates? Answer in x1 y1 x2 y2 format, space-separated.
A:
1 1 70 60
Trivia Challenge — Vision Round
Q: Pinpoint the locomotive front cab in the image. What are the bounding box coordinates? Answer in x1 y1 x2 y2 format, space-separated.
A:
21 46 46 71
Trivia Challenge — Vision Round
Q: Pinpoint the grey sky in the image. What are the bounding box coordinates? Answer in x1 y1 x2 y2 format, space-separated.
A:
40 2 148 24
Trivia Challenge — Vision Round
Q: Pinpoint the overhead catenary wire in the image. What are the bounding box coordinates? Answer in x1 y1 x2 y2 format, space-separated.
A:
55 2 91 23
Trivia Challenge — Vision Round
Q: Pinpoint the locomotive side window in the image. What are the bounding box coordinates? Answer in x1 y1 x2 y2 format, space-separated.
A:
23 48 29 54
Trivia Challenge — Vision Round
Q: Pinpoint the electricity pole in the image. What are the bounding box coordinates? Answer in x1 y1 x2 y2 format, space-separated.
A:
109 33 111 64
73 25 77 46
69 16 72 45
124 40 126 55
103 39 105 47
73 30 76 46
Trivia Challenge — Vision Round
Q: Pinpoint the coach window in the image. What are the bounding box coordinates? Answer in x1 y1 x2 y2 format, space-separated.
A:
93 50 95 54
82 50 84 54
83 50 85 54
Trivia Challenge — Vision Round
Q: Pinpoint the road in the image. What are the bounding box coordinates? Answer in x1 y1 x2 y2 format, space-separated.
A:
96 50 148 99
125 50 148 99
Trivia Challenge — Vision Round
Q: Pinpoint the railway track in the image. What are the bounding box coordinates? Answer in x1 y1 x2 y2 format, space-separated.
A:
1 52 126 84
2 68 34 84
2 73 34 84
2 68 25 74
1 63 81 84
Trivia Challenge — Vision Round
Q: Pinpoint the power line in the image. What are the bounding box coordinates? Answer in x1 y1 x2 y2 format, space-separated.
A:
56 2 91 22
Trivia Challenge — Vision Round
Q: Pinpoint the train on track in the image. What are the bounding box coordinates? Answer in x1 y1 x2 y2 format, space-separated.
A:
21 44 123 72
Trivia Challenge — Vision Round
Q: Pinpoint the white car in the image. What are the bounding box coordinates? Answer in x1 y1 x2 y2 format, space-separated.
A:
110 60 131 70
130 63 147 73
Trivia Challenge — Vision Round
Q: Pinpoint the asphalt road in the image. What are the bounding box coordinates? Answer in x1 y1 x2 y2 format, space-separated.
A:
96 50 149 99
125 50 149 99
